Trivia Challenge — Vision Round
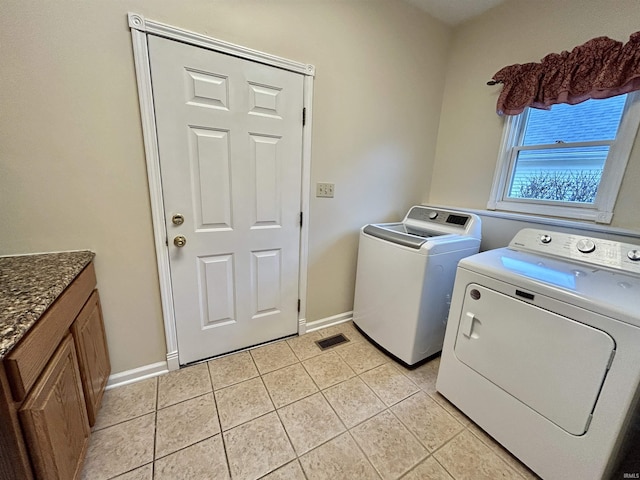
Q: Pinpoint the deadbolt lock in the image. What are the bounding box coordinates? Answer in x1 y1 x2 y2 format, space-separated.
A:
172 214 185 226
173 235 187 247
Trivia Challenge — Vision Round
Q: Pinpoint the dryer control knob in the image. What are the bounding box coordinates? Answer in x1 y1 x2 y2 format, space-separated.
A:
540 234 552 244
428 211 438 220
628 249 640 261
576 239 596 254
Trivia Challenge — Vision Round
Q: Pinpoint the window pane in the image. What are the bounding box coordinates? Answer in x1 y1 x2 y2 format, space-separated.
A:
507 146 609 204
522 95 626 145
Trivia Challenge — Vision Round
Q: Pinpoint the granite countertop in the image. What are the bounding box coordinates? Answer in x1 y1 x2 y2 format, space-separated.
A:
0 251 95 360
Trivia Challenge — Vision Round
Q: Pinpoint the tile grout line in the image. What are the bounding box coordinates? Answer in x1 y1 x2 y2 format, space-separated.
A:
208 350 259 391
249 341 299 377
299 354 328 392
106 462 154 480
272 407 304 474
354 370 391 408
400 453 437 480
258 368 280 410
344 429 384 480
428 428 467 479
205 361 232 480
235 350 291 478
322 376 384 429
298 457 311 480
425 392 469 425
92 409 155 434
154 434 222 462
152 376 159 479
432 426 530 480
385 406 431 477
317 383 350 433
358 364 420 409
218 350 262 479
433 455 458 480
156 385 236 463
207 362 228 475
429 391 533 479
156 389 213 411
464 424 531 480
262 360 320 407
285 330 324 363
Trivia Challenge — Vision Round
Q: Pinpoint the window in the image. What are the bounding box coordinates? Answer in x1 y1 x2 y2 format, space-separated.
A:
488 92 640 223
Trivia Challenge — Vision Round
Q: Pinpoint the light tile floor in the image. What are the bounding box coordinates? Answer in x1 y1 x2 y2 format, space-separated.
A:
81 322 539 480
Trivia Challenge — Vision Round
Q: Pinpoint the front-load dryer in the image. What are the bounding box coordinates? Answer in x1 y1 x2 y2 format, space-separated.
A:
352 206 481 367
437 228 640 480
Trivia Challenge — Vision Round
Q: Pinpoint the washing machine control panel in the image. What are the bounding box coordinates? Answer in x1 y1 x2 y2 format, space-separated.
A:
407 207 470 228
509 228 640 275
402 206 482 240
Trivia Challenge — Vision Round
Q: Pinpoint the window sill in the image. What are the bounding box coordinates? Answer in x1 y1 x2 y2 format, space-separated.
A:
487 200 612 224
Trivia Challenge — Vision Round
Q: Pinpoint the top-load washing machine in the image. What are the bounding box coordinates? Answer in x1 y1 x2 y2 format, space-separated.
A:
436 228 640 479
352 206 481 366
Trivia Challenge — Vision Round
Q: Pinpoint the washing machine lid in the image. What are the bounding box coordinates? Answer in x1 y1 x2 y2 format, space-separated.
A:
362 223 430 249
459 247 640 327
362 206 482 249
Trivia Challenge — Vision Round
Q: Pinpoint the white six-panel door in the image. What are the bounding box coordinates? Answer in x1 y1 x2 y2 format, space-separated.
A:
148 35 304 365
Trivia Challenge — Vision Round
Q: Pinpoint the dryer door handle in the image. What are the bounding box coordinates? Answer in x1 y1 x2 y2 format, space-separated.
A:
461 312 477 338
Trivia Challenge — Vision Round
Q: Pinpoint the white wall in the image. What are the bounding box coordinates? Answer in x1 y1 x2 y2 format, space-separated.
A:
0 1 451 373
428 0 640 234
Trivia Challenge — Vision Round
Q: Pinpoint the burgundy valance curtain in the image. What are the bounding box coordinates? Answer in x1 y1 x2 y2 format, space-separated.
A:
490 32 640 115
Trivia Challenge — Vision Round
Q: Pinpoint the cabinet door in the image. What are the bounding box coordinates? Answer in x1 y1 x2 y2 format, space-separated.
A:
19 335 90 480
72 290 110 427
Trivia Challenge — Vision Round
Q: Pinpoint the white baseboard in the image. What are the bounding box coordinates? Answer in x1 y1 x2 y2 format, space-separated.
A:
106 361 168 390
305 311 353 333
298 317 307 335
106 313 353 390
166 351 180 371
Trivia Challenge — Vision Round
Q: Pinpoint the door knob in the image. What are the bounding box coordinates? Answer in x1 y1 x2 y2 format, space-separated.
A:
173 235 187 247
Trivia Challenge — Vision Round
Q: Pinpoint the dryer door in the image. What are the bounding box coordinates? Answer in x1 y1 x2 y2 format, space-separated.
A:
453 283 615 435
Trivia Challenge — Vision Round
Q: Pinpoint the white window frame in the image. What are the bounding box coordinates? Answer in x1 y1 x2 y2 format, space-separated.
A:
487 91 640 224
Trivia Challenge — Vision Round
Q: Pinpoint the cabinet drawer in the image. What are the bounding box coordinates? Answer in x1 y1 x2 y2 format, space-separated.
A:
5 263 96 402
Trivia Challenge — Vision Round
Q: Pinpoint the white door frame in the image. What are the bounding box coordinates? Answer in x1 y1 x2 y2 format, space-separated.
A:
128 12 315 371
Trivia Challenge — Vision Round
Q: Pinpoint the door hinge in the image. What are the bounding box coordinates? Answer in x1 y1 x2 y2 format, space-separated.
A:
297 299 301 313
302 107 306 126
299 211 303 228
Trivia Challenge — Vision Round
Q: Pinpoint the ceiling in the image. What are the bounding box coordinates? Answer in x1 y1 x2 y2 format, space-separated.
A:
404 0 507 26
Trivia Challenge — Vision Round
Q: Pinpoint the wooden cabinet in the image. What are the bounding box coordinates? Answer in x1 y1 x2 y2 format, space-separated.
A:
5 264 97 403
19 335 90 480
72 290 110 427
0 261 110 480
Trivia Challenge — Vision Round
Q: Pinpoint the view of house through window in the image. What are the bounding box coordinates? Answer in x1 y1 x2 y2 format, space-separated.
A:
507 95 627 204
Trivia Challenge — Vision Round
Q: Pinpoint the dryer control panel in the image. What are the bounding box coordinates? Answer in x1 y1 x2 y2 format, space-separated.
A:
509 228 640 275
